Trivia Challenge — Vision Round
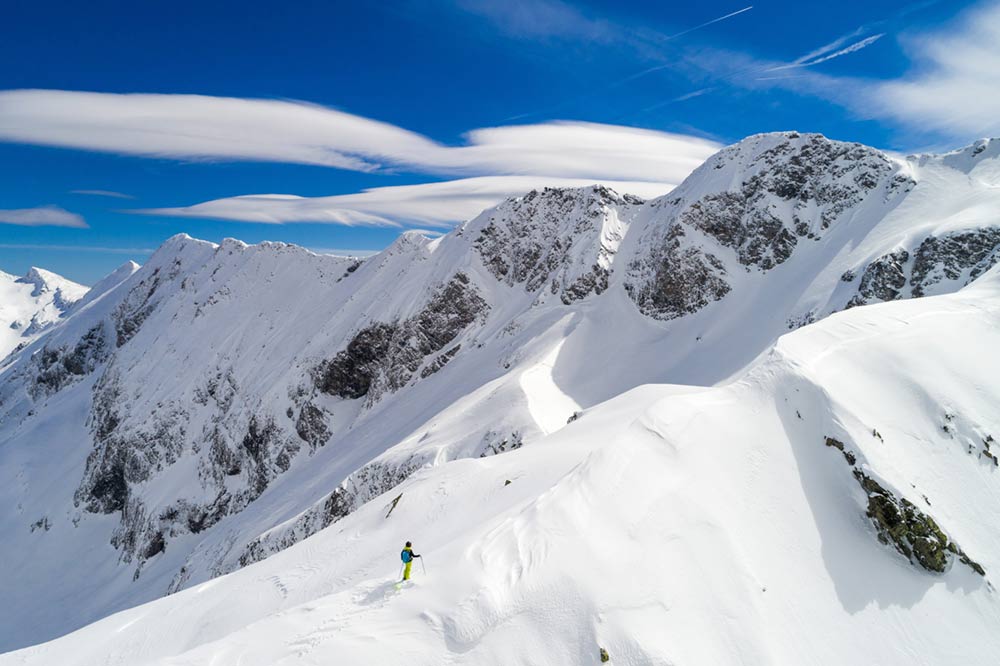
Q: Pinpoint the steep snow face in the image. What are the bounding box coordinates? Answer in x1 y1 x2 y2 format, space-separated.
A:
6 263 999 666
0 230 522 649
0 266 88 360
70 260 141 313
3 133 1000 652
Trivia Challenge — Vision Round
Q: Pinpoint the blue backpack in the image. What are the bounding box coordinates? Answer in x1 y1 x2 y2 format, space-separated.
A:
401 549 413 563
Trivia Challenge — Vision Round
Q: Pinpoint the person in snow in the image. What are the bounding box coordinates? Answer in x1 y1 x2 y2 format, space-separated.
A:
401 541 421 580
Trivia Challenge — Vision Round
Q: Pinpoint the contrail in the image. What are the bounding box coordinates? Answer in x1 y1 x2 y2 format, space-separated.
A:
499 5 754 122
802 33 884 65
789 27 865 65
659 5 754 42
611 6 755 87
766 33 884 71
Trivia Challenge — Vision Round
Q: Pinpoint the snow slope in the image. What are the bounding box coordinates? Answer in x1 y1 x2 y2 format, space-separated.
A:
2 132 999 652
6 258 998 666
0 266 89 360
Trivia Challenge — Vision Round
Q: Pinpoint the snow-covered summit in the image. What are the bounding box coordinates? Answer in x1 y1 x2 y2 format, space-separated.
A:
0 265 88 361
18 266 85 300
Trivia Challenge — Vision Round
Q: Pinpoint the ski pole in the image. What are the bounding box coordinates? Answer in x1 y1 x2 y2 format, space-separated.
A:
420 556 426 575
399 562 404 580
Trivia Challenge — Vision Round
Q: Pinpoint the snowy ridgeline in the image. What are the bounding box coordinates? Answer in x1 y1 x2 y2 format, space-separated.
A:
1 132 1000 658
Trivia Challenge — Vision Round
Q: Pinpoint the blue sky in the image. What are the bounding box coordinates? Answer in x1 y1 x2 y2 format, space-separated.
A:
1 0 997 284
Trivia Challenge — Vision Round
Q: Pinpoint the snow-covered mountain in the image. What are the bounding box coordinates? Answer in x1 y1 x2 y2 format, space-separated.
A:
7 247 1000 666
2 132 999 660
0 266 90 360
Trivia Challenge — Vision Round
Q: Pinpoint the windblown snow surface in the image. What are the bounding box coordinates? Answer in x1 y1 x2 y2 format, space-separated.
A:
6 255 1000 666
2 132 1000 663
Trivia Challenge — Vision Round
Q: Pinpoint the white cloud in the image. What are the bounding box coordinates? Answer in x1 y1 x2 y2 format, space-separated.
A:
0 90 719 183
441 122 718 182
70 189 135 199
0 90 719 228
0 206 88 228
874 1 1000 138
0 90 430 171
135 176 676 227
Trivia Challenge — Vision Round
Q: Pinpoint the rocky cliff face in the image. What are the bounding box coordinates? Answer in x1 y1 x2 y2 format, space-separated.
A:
843 227 1000 308
626 133 915 320
314 271 489 405
470 185 641 305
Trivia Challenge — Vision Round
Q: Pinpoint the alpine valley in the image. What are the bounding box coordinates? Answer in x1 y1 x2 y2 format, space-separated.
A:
3 132 1000 665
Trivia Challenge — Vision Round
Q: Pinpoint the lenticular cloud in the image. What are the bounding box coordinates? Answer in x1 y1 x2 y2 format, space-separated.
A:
0 90 719 183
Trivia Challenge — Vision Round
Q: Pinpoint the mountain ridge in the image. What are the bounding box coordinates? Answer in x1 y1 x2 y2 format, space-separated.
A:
2 130 999 652
6 251 1000 666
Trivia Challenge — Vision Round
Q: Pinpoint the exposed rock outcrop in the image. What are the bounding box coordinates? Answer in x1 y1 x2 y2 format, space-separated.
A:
315 272 489 404
846 249 910 308
627 133 904 321
473 185 636 304
824 435 984 576
911 228 1000 297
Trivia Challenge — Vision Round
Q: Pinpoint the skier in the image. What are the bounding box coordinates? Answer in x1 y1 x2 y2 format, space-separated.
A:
400 541 421 581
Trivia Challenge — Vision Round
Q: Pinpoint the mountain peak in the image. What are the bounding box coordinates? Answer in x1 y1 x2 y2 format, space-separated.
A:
17 266 87 301
20 266 63 290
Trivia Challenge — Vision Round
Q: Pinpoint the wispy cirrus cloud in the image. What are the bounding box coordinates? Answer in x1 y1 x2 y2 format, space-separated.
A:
136 175 676 227
871 1 1000 139
70 189 135 199
0 243 153 254
0 206 88 228
455 0 614 41
457 0 753 48
0 90 719 185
